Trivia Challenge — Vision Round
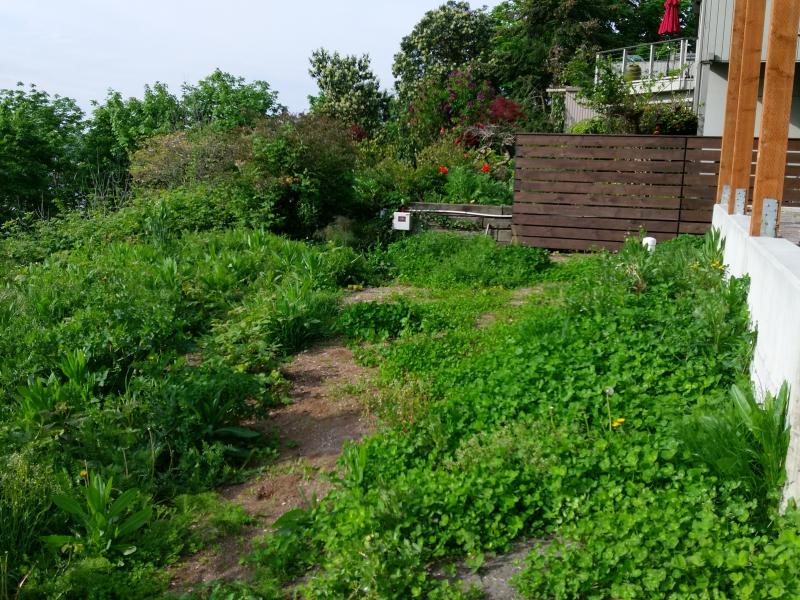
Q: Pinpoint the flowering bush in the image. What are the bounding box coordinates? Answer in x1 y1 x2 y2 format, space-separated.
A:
402 68 523 152
441 164 512 205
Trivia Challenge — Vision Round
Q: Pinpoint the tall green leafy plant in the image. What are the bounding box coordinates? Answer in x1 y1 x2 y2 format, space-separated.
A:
44 473 151 557
681 383 790 519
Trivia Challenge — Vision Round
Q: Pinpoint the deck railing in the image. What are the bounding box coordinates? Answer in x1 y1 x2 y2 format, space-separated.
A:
596 38 697 88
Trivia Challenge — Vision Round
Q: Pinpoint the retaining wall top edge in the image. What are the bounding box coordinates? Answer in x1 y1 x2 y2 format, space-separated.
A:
714 205 800 291
408 202 509 215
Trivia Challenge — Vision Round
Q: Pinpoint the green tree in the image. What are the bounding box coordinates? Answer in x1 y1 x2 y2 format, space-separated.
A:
613 0 699 46
182 69 283 129
392 1 494 101
81 83 184 201
308 49 390 136
0 84 85 221
489 0 699 127
490 0 623 121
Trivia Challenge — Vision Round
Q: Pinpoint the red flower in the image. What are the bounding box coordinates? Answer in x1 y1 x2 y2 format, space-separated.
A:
439 166 449 174
481 165 491 172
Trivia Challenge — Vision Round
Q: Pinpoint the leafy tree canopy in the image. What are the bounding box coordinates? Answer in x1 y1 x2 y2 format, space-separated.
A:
0 84 85 220
392 1 494 100
181 69 283 129
84 82 184 169
308 49 390 136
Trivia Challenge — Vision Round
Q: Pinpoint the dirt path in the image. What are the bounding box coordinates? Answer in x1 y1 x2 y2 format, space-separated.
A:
168 342 375 592
477 285 546 329
342 285 428 305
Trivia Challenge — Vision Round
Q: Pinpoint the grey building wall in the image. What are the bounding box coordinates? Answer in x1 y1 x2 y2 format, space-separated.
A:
698 0 799 63
698 62 800 136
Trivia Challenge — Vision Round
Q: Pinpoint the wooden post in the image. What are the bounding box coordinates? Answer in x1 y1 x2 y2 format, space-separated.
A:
750 0 800 236
622 48 628 78
728 0 766 214
717 0 750 205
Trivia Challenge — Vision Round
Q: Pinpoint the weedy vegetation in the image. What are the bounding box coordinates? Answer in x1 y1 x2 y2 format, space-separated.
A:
0 186 795 599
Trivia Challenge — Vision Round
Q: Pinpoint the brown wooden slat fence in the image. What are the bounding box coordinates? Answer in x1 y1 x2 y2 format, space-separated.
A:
513 134 800 251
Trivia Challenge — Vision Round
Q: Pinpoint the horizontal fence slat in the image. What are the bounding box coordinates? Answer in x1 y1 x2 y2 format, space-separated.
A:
679 208 713 222
682 174 721 186
517 145 684 161
514 235 626 251
512 213 680 233
516 169 683 186
514 191 682 209
515 157 688 173
514 202 680 221
517 179 683 197
514 226 642 243
516 134 689 148
681 197 716 210
679 222 711 234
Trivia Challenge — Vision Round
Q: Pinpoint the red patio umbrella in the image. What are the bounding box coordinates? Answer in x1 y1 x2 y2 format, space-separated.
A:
658 0 681 35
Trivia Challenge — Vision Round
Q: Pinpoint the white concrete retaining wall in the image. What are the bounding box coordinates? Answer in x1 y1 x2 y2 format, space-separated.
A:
712 204 800 501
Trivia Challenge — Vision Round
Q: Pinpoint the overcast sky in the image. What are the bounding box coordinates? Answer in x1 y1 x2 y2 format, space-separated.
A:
0 0 504 115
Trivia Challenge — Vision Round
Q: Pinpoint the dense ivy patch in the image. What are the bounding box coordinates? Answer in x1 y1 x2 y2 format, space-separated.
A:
247 234 799 599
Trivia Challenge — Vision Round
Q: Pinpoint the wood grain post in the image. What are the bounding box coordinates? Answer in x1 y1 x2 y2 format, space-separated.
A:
729 0 766 215
750 0 800 236
717 0 750 206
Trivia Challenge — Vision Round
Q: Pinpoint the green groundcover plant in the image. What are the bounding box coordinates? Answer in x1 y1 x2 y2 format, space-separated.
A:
243 232 798 599
2 212 796 599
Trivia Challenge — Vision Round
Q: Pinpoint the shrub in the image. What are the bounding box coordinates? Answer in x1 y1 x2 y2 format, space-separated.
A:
353 155 415 213
569 116 611 134
251 115 357 237
442 165 512 205
640 101 698 135
411 134 475 201
385 231 550 287
209 276 340 372
137 183 279 234
402 68 494 150
130 126 250 189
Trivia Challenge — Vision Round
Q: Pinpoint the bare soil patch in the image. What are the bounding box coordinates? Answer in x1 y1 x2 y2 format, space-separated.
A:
342 284 427 305
169 341 375 593
477 285 546 329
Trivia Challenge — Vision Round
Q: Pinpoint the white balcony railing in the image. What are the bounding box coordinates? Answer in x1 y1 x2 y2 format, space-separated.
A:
596 38 697 93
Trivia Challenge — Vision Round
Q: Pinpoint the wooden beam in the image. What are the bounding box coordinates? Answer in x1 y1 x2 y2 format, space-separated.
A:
728 0 766 214
717 0 750 205
750 0 800 236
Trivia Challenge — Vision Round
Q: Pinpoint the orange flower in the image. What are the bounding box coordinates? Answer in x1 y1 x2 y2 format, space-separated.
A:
439 166 449 174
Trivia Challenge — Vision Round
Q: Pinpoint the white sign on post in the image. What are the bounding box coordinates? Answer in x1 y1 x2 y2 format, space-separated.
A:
392 211 412 231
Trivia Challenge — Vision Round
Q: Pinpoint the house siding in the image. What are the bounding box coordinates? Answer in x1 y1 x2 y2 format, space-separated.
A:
699 0 800 62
